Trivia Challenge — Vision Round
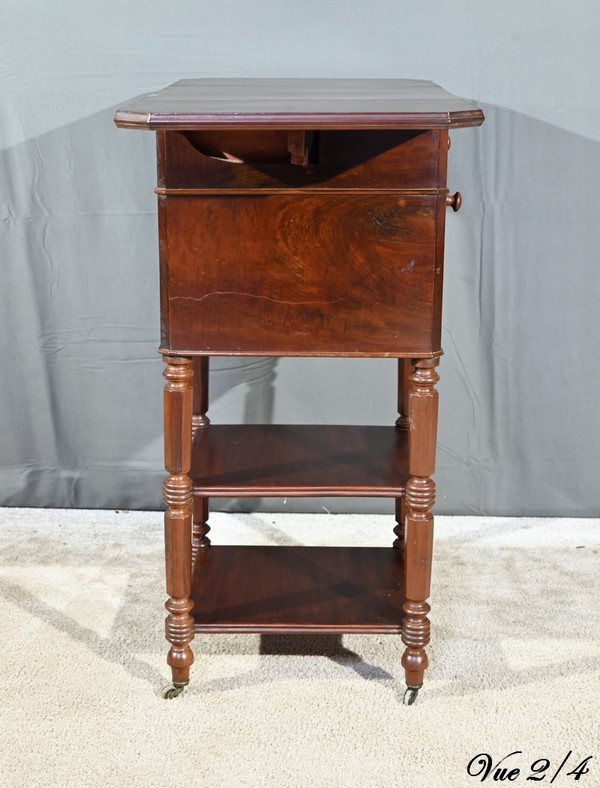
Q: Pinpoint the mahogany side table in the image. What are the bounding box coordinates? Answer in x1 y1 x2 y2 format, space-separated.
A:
114 79 483 704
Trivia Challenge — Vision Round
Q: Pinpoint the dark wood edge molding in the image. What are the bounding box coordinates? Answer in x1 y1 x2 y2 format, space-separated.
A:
191 485 406 498
193 623 402 634
154 188 449 197
158 348 445 359
114 109 485 131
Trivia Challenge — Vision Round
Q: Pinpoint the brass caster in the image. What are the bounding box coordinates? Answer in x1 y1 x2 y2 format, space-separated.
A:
403 685 421 706
161 681 188 699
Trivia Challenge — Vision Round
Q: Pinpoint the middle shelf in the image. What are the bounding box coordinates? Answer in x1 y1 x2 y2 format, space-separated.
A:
191 424 409 498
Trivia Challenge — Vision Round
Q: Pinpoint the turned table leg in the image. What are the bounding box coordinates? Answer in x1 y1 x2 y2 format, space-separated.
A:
192 357 210 564
401 357 439 705
394 359 411 551
162 355 195 698
395 357 411 431
394 498 406 555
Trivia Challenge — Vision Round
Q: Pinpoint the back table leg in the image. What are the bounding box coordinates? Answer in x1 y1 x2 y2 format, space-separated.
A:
401 357 439 705
192 357 211 563
162 355 195 698
394 358 411 552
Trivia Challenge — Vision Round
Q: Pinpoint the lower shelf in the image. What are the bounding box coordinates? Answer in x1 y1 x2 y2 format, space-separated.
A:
191 545 405 634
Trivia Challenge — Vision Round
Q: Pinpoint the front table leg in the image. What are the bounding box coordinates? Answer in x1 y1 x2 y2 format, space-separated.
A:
401 357 439 705
162 355 195 698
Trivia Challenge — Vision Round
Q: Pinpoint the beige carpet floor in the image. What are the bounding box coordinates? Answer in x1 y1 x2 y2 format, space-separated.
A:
0 508 598 787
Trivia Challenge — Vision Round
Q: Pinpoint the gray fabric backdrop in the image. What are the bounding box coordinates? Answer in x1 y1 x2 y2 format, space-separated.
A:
2 2 599 515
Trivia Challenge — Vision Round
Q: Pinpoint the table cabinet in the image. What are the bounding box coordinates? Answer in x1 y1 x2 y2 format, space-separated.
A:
114 79 483 704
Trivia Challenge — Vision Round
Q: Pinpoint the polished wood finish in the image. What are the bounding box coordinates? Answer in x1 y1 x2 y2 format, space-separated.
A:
395 359 411 430
114 78 484 131
192 357 210 432
191 546 405 633
446 191 462 212
394 497 406 553
115 79 483 697
192 496 209 564
158 192 443 356
191 357 210 560
191 425 409 497
401 358 439 689
162 356 195 684
394 359 411 550
157 127 446 191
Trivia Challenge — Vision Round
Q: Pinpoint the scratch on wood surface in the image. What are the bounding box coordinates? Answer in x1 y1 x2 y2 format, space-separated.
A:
171 292 346 307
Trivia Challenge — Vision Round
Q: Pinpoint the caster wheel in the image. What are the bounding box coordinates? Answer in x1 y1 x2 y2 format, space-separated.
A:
403 686 421 706
161 682 188 699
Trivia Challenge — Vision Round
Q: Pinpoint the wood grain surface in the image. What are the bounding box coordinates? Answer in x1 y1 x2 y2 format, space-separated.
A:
162 356 195 683
114 78 484 130
160 193 443 355
191 425 409 497
157 128 445 190
191 546 405 633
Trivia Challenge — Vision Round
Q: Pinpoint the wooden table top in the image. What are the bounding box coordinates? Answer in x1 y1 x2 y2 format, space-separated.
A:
114 78 484 130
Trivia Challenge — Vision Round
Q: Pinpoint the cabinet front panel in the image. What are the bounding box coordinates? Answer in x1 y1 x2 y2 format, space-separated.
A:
160 193 443 355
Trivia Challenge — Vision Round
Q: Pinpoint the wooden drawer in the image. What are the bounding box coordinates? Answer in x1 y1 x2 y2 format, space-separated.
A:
159 192 446 356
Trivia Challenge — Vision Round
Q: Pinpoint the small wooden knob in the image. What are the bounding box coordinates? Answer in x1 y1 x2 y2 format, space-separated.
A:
446 191 462 212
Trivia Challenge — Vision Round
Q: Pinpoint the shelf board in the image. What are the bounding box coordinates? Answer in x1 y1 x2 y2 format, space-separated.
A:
191 424 408 497
191 546 405 634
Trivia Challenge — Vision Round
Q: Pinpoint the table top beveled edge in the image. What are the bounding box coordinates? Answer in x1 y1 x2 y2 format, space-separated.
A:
114 78 484 131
